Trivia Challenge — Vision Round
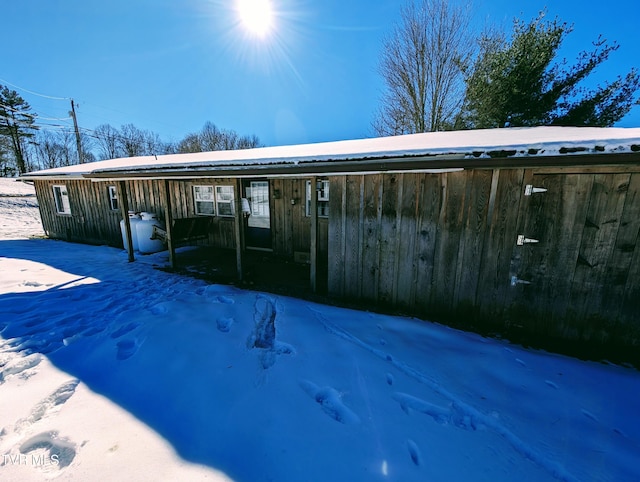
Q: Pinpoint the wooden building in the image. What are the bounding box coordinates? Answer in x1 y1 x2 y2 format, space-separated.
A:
22 126 640 351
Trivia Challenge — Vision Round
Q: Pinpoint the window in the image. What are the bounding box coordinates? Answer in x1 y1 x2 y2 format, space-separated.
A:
108 186 119 211
306 180 329 217
193 185 215 215
215 185 235 217
52 185 71 215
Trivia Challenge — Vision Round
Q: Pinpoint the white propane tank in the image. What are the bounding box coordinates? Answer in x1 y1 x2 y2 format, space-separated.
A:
136 212 165 254
120 211 141 252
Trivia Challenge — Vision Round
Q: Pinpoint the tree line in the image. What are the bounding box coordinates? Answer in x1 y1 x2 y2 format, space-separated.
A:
373 3 640 135
0 87 261 176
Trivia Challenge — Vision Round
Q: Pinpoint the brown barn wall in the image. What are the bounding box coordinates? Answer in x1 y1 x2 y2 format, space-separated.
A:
34 179 122 246
34 177 328 257
270 178 328 259
327 168 640 347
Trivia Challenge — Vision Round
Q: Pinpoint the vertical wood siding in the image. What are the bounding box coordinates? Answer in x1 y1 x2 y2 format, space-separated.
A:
34 178 329 256
34 179 122 245
328 169 640 345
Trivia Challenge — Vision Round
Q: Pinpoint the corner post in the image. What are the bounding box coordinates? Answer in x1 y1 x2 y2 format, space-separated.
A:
310 177 318 292
234 179 244 281
117 181 135 262
162 179 176 268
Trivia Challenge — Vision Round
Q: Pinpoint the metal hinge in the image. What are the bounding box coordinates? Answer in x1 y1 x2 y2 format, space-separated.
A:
517 235 540 246
524 185 548 196
511 275 532 286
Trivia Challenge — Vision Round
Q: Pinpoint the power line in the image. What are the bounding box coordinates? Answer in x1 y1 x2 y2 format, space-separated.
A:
0 78 69 101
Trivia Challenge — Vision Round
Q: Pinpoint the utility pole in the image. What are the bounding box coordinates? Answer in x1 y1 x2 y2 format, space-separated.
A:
70 99 84 163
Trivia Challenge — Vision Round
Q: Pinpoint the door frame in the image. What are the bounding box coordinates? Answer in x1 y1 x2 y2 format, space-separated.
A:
242 179 272 251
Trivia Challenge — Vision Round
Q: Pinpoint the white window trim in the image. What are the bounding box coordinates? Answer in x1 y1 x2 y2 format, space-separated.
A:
215 185 235 217
305 180 329 218
193 185 216 216
108 185 119 211
52 184 71 215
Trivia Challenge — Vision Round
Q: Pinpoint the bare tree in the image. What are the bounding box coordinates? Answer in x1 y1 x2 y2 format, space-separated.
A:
143 130 166 156
177 132 203 153
373 0 474 135
119 124 146 157
177 121 261 153
33 131 65 170
94 124 123 160
236 134 261 150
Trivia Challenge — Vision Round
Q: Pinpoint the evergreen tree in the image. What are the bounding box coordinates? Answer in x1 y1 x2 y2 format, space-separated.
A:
0 85 38 174
458 12 640 129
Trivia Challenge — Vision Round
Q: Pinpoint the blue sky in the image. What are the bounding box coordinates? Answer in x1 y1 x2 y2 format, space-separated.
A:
3 0 639 148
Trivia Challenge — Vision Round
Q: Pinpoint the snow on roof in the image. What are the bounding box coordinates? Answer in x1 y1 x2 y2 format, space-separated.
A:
21 126 640 179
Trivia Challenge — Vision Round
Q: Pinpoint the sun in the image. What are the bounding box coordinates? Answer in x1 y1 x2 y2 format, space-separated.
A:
236 0 274 38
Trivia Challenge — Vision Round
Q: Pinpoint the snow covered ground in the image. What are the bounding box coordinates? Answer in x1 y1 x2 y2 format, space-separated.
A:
1 177 639 481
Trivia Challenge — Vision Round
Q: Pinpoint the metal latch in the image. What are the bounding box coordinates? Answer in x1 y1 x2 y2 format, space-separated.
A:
524 185 548 196
511 275 532 286
517 235 540 246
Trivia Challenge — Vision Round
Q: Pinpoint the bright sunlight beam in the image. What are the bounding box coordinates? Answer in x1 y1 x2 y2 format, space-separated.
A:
236 0 274 38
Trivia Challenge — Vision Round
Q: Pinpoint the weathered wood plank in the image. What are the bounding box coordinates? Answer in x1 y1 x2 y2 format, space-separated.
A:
271 179 285 255
569 173 631 323
429 171 467 314
517 174 593 336
608 173 640 322
476 169 526 320
454 169 493 310
395 174 418 309
179 181 190 219
622 197 640 324
378 174 400 305
327 177 345 296
344 175 363 298
360 174 382 302
413 173 443 313
292 179 308 254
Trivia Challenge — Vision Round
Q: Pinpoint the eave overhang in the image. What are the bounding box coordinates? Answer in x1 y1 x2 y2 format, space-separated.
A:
81 151 640 181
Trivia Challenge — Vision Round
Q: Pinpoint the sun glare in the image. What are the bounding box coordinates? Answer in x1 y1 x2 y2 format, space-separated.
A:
236 0 274 38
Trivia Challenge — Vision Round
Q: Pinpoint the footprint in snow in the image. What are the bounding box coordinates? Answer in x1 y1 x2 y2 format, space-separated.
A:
22 281 43 288
216 317 234 333
300 380 360 425
19 431 76 469
407 439 421 466
0 353 42 383
15 380 79 432
215 295 234 304
116 339 140 360
393 392 479 431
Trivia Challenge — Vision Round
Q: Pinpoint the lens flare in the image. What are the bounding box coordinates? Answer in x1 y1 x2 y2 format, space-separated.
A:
236 0 274 38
